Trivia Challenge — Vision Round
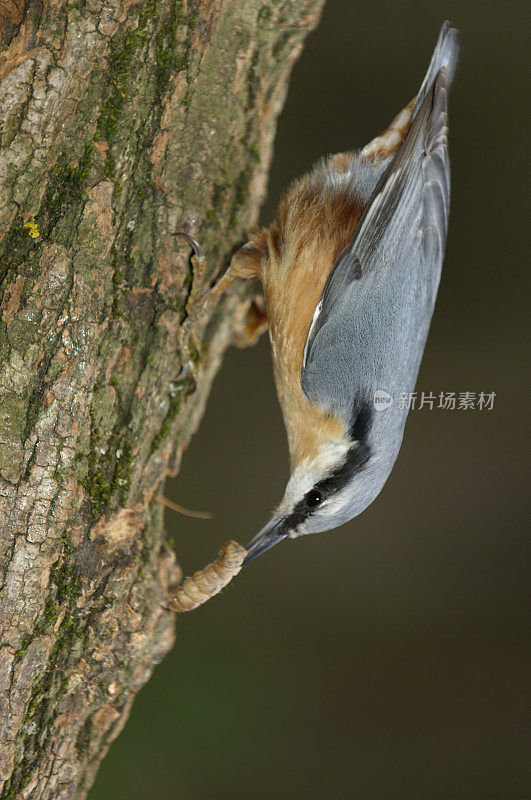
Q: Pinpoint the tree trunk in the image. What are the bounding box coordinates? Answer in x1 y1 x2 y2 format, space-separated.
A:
0 1 323 797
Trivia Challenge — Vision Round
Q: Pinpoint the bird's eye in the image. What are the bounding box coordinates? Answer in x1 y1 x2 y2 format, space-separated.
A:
305 489 323 508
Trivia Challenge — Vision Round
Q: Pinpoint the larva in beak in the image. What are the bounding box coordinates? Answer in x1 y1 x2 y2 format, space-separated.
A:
170 541 246 613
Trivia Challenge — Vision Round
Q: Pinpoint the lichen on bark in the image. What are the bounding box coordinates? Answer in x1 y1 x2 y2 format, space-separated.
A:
0 1 324 797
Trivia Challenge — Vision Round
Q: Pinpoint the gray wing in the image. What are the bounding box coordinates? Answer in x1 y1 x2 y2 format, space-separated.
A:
302 41 457 432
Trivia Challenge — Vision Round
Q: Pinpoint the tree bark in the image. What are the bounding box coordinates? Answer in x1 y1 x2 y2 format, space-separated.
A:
0 1 323 797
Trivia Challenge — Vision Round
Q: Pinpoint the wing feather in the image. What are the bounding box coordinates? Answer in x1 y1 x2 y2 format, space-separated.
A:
302 31 458 429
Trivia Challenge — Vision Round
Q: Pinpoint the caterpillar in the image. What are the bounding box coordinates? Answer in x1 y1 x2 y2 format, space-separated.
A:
171 540 247 613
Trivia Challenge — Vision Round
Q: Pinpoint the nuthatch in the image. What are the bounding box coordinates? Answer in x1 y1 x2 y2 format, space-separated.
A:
179 23 459 564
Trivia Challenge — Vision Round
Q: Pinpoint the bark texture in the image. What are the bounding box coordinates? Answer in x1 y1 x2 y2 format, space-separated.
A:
0 1 324 797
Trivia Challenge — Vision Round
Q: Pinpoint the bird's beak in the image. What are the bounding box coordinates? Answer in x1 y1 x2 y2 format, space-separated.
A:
243 516 288 564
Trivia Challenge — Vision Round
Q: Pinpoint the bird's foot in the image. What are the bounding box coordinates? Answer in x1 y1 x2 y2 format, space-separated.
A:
175 315 202 393
172 230 241 388
173 232 208 391
231 294 268 348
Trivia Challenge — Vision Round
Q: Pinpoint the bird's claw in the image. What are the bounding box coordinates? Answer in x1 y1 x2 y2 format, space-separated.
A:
172 231 204 260
174 367 197 397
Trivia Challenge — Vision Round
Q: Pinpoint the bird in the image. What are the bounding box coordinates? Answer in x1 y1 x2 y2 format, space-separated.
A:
177 22 459 564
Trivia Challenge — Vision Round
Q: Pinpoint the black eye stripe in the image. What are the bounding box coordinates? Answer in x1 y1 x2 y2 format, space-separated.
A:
349 399 374 443
284 488 323 529
314 440 370 497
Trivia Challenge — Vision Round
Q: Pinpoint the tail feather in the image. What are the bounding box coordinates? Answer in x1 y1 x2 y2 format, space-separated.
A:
413 21 459 117
361 22 459 162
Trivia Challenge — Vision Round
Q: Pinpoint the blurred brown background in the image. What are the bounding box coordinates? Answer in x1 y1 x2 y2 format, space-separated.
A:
92 1 529 798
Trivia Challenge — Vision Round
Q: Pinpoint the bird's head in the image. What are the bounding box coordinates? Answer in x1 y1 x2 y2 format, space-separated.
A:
243 401 396 563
